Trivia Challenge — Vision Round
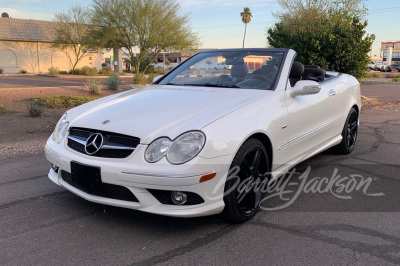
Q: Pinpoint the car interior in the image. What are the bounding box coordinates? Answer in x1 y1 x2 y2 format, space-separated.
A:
289 61 326 87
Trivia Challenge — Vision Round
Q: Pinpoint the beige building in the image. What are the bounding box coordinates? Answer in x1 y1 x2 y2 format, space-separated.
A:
0 17 102 74
382 41 400 64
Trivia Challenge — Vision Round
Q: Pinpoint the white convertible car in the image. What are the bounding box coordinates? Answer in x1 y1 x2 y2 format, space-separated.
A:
45 48 360 222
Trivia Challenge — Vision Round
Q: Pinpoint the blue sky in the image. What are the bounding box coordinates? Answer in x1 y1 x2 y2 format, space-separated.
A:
1 0 399 57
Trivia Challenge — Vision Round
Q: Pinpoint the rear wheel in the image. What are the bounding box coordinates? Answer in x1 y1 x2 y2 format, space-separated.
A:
222 139 269 223
334 107 358 154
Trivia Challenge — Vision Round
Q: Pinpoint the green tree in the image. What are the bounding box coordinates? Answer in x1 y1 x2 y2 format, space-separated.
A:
91 0 198 74
267 0 374 79
240 7 253 48
53 6 95 71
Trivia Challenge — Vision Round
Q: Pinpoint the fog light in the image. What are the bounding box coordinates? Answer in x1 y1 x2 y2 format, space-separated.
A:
52 164 59 173
171 191 187 205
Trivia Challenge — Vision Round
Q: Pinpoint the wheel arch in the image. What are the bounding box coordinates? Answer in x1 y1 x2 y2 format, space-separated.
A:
246 132 273 170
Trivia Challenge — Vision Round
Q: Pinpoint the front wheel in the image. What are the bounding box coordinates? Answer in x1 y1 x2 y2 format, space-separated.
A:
222 139 270 223
334 107 358 154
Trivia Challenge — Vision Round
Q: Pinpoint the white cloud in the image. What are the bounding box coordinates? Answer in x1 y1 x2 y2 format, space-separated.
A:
0 8 53 21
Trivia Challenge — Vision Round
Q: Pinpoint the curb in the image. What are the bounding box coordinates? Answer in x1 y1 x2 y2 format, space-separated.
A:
361 81 400 85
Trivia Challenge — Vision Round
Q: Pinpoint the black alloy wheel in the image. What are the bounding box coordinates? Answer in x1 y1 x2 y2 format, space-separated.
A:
223 138 270 223
334 107 358 154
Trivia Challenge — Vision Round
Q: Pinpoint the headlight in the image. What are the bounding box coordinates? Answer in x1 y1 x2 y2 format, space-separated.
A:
145 131 206 164
52 113 69 144
167 131 205 164
145 137 171 163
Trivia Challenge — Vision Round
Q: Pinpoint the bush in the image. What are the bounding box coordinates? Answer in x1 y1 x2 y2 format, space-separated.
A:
59 71 68 74
106 73 120 90
0 105 14 115
387 71 399 79
81 66 98 76
155 67 165 75
48 67 60 75
0 68 3 74
28 102 44 117
147 73 161 84
19 69 27 74
70 67 98 76
134 73 147 85
372 72 382 78
31 96 97 109
98 67 112 75
393 77 400 83
86 78 102 94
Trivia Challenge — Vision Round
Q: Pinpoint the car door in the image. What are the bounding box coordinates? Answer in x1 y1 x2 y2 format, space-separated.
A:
283 78 344 163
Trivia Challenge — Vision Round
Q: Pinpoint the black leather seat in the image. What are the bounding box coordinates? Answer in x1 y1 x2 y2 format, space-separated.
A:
302 65 325 82
289 61 304 86
230 64 248 82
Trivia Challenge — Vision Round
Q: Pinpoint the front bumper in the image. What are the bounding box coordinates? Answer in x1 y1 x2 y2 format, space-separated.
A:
45 138 233 217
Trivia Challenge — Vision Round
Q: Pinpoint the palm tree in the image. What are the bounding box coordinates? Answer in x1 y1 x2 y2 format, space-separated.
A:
240 7 253 48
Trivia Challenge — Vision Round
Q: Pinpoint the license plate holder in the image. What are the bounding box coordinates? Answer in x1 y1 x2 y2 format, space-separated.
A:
70 161 102 192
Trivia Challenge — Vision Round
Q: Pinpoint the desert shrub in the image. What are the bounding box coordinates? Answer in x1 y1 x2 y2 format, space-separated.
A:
86 78 102 94
106 73 120 90
80 66 98 76
387 70 399 79
372 72 382 78
147 73 161 84
393 77 400 83
59 70 68 74
48 67 60 75
0 105 14 115
134 73 147 84
0 68 3 74
31 96 97 109
28 102 44 117
70 67 98 75
156 67 164 75
19 69 27 74
98 67 112 75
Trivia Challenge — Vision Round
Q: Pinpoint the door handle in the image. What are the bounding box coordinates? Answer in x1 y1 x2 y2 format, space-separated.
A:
329 90 336 97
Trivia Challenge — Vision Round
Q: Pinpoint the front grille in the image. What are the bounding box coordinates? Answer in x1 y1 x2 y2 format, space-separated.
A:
147 189 205 205
61 170 139 202
67 127 140 159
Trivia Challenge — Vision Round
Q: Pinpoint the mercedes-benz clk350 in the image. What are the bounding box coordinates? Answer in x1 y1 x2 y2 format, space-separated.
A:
45 48 360 222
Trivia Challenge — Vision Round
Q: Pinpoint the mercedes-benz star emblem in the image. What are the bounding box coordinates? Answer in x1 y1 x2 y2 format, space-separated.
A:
85 133 104 155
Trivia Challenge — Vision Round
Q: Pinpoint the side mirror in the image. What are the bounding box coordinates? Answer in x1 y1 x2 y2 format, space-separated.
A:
153 75 163 83
290 80 321 97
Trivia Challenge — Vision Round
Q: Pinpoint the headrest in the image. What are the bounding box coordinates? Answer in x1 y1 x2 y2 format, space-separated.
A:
225 57 244 65
230 64 248 79
289 61 304 79
304 65 320 69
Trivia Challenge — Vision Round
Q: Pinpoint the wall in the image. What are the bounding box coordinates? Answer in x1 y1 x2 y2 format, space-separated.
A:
0 41 102 74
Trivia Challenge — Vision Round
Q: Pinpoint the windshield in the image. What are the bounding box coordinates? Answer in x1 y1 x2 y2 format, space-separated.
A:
158 50 285 90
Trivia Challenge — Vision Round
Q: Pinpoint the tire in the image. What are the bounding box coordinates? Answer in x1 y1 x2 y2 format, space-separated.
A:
334 107 358 155
222 139 270 223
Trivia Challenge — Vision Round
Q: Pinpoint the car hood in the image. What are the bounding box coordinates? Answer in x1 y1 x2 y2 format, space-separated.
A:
68 85 270 144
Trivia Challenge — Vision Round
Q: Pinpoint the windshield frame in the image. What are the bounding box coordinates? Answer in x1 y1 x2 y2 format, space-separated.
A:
154 48 289 91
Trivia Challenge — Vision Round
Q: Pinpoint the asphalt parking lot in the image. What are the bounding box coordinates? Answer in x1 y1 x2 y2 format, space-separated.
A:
1 81 400 265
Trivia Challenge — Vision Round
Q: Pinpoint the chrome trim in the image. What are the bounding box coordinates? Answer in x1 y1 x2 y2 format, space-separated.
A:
68 136 136 151
68 136 86 145
279 116 343 149
102 144 135 150
120 171 211 178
